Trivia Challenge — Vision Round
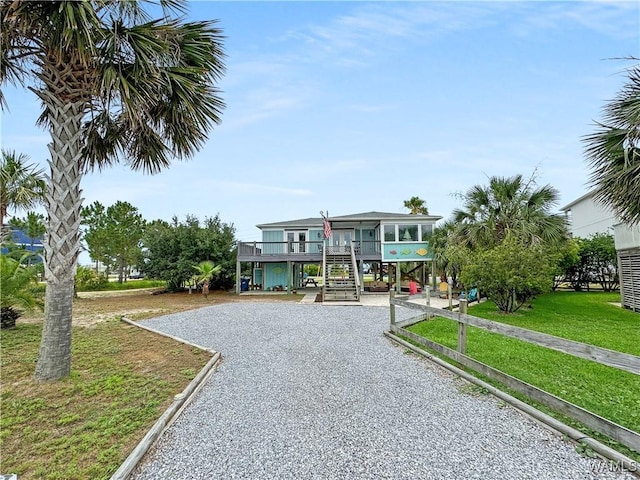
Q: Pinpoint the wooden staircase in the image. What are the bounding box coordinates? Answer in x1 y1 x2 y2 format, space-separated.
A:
322 247 360 302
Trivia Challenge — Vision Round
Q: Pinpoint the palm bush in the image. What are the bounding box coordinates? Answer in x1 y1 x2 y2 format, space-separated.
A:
1 254 43 328
193 261 222 286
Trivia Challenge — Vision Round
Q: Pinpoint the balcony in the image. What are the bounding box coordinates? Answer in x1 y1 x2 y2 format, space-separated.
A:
237 240 382 262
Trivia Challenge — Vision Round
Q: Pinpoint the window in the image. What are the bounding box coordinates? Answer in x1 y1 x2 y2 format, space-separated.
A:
384 225 396 242
400 225 418 241
420 224 432 240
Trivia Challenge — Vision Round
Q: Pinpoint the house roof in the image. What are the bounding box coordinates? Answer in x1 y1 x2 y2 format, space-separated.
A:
255 211 442 229
560 190 596 212
7 227 44 246
256 217 323 229
329 211 441 222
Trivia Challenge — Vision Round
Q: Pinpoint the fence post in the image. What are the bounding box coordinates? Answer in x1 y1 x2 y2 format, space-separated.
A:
390 289 396 327
448 282 453 310
425 286 431 320
458 299 468 354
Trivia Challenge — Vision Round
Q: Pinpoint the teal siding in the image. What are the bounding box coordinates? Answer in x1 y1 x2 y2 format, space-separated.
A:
361 229 376 254
354 229 375 240
309 229 323 240
308 229 324 253
253 268 263 287
262 230 284 254
264 262 288 290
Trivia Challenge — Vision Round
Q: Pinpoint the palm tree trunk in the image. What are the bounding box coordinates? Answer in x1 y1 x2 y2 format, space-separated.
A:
35 89 84 381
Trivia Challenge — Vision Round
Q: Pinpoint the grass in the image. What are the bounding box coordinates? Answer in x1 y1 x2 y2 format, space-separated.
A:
0 320 212 479
76 279 166 292
467 291 639 355
405 291 640 459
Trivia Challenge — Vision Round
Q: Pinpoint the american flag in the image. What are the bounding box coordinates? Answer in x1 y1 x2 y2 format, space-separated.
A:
323 217 332 239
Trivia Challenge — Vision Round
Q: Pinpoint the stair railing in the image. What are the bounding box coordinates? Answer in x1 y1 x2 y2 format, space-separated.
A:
350 241 361 301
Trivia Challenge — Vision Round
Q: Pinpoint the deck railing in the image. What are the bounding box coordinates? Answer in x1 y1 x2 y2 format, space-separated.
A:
237 240 381 257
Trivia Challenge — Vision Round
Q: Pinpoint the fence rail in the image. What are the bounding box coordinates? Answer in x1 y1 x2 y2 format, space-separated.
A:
389 294 640 452
391 296 640 375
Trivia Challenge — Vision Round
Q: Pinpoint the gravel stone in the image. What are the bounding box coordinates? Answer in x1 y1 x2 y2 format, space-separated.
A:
131 303 635 479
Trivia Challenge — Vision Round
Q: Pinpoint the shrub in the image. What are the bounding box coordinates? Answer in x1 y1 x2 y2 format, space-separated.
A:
460 237 555 313
75 266 109 291
0 254 42 327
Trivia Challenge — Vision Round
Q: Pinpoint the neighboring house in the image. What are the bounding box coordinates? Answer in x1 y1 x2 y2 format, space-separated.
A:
236 211 441 302
561 191 640 312
0 225 44 259
560 191 616 237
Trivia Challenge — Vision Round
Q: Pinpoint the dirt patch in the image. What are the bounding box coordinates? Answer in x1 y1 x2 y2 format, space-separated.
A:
18 289 303 327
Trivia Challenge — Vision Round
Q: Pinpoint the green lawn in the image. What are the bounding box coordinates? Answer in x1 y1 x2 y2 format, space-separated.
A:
0 320 211 479
468 291 639 355
77 279 166 292
406 291 640 457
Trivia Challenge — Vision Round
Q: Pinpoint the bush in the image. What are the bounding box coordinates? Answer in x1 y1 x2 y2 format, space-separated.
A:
75 266 109 291
0 254 42 326
304 264 320 276
460 237 555 313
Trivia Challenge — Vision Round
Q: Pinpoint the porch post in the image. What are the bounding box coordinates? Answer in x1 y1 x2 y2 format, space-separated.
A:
395 261 401 294
235 259 241 294
431 261 437 289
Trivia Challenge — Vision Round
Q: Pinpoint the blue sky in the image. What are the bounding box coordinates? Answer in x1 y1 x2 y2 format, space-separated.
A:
1 1 639 261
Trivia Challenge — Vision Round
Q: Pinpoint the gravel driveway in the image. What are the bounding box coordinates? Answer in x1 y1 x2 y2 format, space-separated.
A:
132 303 634 479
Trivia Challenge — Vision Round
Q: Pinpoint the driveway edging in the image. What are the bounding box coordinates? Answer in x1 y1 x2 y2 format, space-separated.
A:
110 317 222 480
385 331 639 475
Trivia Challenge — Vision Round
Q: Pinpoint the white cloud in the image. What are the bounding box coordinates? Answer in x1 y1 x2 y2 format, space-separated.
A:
509 1 639 39
283 3 500 66
211 180 314 196
222 87 312 130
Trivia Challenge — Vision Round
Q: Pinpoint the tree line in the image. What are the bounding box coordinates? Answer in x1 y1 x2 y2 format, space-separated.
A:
79 200 237 291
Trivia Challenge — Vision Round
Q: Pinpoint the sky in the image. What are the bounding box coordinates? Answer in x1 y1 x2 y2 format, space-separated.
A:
1 1 639 264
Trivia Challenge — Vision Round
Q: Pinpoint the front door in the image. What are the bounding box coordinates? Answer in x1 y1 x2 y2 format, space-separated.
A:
287 231 306 253
330 230 352 253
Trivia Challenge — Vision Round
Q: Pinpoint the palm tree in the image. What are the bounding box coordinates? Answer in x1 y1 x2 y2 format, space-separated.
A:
0 150 46 227
403 196 429 215
429 220 458 282
451 174 567 250
1 1 226 380
193 260 221 297
584 61 640 226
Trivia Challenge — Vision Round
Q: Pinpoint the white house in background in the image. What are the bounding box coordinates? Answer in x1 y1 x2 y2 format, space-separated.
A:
560 190 615 237
562 190 640 312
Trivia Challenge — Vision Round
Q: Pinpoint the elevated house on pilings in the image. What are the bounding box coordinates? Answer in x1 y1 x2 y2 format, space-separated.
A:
235 211 441 302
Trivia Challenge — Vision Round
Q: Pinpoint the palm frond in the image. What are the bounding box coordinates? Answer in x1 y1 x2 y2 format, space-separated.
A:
584 61 640 225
